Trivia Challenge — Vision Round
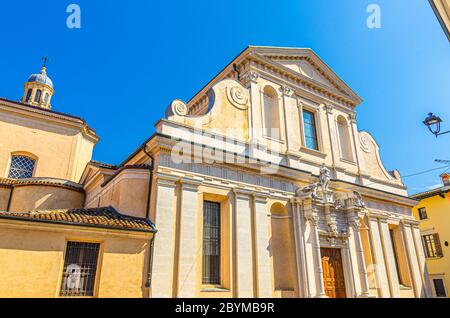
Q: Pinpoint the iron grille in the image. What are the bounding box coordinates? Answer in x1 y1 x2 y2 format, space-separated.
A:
60 242 100 297
8 156 35 179
202 201 221 285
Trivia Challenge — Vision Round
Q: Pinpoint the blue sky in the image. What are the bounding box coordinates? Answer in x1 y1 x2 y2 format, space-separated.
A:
0 0 449 194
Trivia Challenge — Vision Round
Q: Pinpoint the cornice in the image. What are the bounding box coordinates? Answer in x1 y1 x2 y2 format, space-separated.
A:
247 53 360 108
0 98 99 143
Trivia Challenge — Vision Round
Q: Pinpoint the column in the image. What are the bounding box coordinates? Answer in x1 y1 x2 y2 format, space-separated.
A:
348 213 370 297
151 176 178 298
177 179 201 298
291 200 309 298
253 194 272 297
234 190 254 297
303 199 326 298
379 218 400 298
411 223 432 298
401 220 426 298
366 216 391 297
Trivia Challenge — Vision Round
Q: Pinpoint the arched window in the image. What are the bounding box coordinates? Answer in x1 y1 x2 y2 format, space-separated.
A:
8 155 36 179
337 115 353 161
263 86 281 139
270 203 296 291
44 93 49 105
25 89 32 102
34 89 42 103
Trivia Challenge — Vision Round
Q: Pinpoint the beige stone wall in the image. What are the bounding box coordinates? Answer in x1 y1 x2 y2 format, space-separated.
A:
84 169 150 219
8 185 84 212
0 107 96 182
0 187 11 210
0 221 151 298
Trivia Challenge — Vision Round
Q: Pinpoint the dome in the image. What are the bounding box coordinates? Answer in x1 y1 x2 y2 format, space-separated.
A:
27 72 53 89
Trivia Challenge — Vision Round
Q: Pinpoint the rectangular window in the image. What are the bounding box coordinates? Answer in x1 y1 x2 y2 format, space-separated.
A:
302 110 319 150
422 233 443 258
433 279 447 297
418 207 428 220
60 242 100 297
202 201 221 285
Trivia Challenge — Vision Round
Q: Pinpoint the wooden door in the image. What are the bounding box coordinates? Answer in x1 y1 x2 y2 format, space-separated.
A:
321 248 347 298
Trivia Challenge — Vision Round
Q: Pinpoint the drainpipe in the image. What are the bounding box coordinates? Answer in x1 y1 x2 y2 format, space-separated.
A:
142 145 156 292
142 145 154 219
6 187 14 211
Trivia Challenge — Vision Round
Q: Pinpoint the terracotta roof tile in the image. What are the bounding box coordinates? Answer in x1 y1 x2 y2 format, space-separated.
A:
0 206 156 233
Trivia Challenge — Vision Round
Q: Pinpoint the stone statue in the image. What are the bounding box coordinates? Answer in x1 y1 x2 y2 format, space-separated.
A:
296 183 319 200
353 191 366 208
319 163 331 193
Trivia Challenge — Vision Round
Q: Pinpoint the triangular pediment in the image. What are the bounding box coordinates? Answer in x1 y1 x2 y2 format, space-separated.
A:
248 46 362 104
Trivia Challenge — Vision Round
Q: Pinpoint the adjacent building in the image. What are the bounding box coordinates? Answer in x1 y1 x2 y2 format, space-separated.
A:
0 66 156 298
429 0 450 41
411 173 450 298
0 46 433 298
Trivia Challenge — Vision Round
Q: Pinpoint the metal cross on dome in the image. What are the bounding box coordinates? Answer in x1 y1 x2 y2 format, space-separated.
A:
42 56 49 68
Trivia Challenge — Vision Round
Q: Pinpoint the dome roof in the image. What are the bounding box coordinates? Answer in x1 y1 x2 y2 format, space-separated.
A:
27 71 53 89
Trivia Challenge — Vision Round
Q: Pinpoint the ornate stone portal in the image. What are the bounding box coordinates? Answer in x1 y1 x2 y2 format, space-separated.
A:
292 165 370 298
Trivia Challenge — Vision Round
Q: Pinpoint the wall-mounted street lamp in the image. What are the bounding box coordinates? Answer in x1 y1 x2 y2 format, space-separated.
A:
424 113 450 137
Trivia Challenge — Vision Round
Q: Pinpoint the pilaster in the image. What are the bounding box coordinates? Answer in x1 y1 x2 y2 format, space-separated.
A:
366 215 391 297
303 199 327 298
379 217 400 297
177 179 201 298
347 211 370 297
151 176 178 298
252 194 272 297
232 189 254 297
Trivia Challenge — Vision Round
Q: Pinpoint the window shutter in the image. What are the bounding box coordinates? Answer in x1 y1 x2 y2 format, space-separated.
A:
433 233 443 257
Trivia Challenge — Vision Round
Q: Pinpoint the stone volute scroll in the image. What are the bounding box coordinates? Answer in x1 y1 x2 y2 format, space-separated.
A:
226 84 250 110
170 100 189 117
164 79 250 141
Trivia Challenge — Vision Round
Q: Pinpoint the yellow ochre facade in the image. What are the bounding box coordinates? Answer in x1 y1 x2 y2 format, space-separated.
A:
0 46 433 298
411 173 450 298
0 65 155 298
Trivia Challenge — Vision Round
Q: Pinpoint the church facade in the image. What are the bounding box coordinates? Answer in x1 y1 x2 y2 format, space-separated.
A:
0 46 431 298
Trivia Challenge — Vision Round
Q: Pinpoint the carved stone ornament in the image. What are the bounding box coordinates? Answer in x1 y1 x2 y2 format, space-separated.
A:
350 217 362 230
328 221 339 237
353 191 366 209
306 213 319 227
332 193 345 210
319 163 331 193
296 164 333 203
359 134 372 153
281 85 294 97
171 100 188 116
323 103 333 114
226 84 249 110
296 183 319 200
248 71 259 82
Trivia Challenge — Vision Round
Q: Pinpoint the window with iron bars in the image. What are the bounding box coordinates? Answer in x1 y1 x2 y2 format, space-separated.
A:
60 242 100 297
422 233 443 258
8 155 35 179
202 201 221 285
